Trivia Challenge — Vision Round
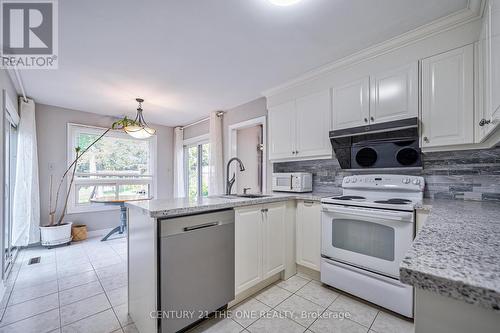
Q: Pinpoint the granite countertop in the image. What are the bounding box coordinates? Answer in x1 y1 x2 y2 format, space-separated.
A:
126 192 333 218
400 199 500 311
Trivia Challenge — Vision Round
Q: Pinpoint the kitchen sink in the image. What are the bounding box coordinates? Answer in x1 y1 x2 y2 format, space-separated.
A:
218 194 271 199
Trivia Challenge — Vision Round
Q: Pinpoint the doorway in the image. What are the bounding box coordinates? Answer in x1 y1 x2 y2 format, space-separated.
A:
2 91 19 279
228 116 266 194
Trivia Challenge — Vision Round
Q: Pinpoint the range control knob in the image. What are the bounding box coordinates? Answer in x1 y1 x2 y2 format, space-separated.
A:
402 178 411 184
345 178 351 183
352 178 357 183
412 179 421 185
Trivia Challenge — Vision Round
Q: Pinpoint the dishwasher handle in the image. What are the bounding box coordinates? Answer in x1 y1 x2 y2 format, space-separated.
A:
183 221 220 232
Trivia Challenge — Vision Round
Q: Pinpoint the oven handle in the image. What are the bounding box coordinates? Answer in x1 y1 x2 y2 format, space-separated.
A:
322 205 413 222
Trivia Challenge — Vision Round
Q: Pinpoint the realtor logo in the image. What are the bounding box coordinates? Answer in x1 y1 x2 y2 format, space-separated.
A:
1 0 58 69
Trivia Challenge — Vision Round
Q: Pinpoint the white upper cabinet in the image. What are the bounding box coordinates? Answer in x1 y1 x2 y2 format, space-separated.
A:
332 78 370 130
268 90 332 161
268 101 296 160
370 63 418 124
295 90 332 158
477 3 495 142
490 0 500 121
331 63 417 131
421 45 474 148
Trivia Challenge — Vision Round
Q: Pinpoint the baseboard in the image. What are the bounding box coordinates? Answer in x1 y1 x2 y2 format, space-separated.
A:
297 264 321 281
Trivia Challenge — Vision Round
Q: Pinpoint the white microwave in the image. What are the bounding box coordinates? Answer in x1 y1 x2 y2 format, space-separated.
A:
272 173 313 193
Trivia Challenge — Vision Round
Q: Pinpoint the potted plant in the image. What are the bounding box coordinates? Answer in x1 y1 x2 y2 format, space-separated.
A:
40 117 137 248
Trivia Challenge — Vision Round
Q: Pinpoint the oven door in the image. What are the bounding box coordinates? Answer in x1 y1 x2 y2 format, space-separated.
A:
321 205 414 278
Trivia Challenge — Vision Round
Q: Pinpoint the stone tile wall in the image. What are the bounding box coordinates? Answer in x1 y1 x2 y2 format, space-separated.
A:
273 146 500 201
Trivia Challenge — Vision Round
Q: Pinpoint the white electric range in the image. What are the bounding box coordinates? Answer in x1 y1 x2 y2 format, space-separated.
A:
320 174 424 318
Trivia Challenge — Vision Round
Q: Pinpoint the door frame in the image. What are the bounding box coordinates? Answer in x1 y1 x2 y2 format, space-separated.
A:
2 90 19 286
227 116 267 193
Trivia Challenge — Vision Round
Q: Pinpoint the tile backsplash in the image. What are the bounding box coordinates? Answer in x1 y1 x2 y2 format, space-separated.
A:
273 146 500 201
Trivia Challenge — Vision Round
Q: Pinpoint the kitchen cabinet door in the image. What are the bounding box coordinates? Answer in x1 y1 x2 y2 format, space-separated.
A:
332 78 370 130
295 90 332 159
262 202 286 279
421 45 474 148
477 3 497 142
491 0 500 121
296 200 321 271
235 206 263 294
370 63 418 124
268 101 296 160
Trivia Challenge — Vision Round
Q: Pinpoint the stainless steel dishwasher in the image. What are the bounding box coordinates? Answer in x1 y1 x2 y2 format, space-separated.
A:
159 209 235 333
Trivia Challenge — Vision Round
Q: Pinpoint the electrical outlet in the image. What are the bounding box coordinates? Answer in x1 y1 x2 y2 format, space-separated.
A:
48 163 55 171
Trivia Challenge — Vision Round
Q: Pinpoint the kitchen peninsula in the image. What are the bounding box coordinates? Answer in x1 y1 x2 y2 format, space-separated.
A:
126 194 314 333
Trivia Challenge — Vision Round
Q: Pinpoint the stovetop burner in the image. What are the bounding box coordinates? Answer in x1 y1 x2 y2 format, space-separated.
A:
374 198 412 205
333 195 366 201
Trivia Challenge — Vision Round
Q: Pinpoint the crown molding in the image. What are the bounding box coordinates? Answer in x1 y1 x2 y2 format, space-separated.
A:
263 0 485 97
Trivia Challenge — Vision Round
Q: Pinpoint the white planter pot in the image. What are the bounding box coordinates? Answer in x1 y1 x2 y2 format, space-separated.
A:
40 222 73 247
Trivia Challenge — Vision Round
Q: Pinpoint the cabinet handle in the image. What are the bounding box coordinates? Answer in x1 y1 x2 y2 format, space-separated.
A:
292 151 296 155
295 150 299 154
423 136 429 143
364 118 368 123
303 200 315 206
479 119 491 127
261 208 268 213
370 116 374 121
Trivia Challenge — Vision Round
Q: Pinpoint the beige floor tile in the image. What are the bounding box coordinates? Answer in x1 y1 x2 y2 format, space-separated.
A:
113 303 133 327
230 298 271 328
61 308 121 333
8 279 58 305
0 292 59 326
247 311 305 333
329 295 378 328
255 285 292 308
277 275 310 293
295 281 339 307
0 308 59 333
275 294 326 328
59 281 104 306
60 293 111 326
370 311 414 333
309 310 368 333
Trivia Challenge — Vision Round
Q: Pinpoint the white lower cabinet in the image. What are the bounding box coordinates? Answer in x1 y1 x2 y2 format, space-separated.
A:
296 200 321 271
235 202 286 295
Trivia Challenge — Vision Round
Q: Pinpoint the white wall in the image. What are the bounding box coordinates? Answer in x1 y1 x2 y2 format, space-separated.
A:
35 103 174 231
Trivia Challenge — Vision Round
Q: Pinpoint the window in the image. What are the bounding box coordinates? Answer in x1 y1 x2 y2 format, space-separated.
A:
67 124 156 213
184 136 210 200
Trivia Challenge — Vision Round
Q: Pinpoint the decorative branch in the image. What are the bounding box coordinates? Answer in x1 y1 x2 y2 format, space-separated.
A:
48 117 138 226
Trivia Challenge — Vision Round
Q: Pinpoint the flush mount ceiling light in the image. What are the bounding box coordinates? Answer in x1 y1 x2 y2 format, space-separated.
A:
269 0 302 6
124 98 156 139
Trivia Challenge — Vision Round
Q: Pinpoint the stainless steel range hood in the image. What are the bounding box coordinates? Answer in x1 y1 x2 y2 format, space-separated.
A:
329 117 421 169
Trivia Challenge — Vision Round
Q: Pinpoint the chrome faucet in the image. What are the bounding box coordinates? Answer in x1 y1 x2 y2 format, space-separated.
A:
226 157 245 195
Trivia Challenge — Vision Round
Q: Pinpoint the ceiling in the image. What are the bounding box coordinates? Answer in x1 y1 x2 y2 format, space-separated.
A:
20 0 470 126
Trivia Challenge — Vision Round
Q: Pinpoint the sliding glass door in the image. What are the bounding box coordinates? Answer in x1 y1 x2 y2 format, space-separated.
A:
184 141 210 200
3 93 19 279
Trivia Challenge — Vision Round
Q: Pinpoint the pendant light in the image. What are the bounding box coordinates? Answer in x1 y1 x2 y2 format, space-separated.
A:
124 98 156 139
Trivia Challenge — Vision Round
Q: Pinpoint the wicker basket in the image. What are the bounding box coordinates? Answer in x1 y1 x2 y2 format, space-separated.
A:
71 224 87 241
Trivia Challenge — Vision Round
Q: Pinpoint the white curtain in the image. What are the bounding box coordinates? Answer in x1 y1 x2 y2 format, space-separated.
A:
173 127 185 198
208 111 224 195
12 98 40 246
